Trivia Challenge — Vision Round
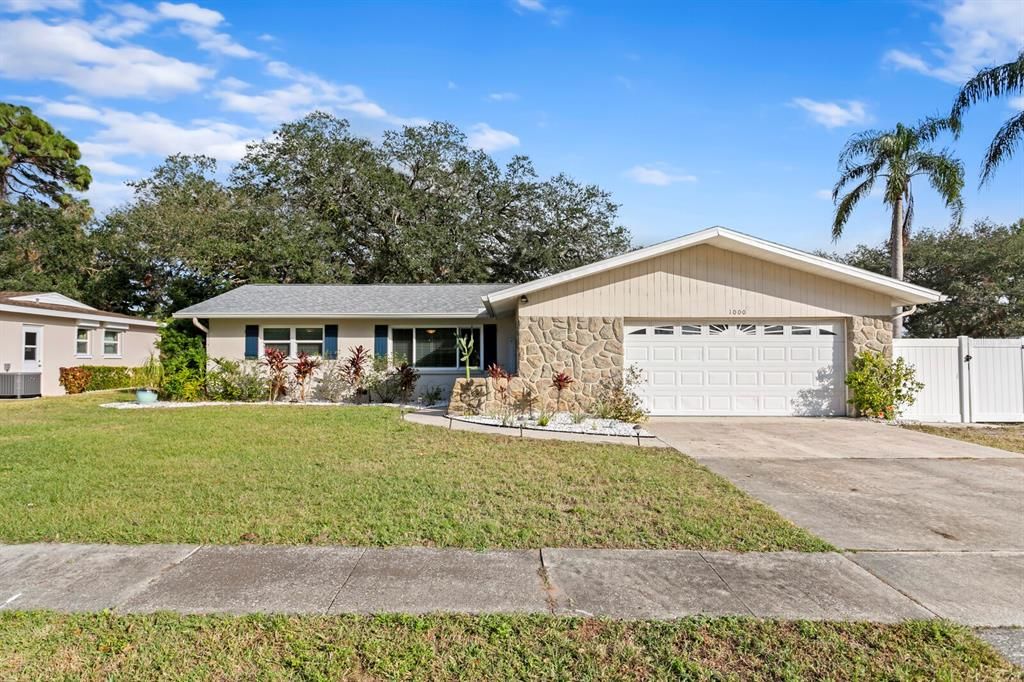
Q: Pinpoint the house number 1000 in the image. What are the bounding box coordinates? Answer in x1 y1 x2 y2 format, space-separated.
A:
728 309 748 315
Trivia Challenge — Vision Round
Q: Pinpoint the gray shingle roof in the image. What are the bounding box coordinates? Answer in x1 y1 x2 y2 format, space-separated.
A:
173 284 515 318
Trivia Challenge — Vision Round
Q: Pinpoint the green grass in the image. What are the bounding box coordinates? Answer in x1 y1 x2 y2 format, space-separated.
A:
903 423 1024 454
0 612 1017 680
0 392 828 551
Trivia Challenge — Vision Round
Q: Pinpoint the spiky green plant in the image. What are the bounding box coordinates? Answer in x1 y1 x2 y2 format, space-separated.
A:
951 51 1024 185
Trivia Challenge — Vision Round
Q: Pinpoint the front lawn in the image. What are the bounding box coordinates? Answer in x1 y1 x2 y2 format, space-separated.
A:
1 612 1016 680
903 423 1024 454
0 393 827 551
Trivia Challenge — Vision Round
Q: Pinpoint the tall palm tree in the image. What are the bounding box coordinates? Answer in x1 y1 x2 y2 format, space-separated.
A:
951 51 1024 185
831 117 964 338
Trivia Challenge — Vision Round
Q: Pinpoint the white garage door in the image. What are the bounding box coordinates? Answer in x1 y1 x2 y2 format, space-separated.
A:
624 321 846 416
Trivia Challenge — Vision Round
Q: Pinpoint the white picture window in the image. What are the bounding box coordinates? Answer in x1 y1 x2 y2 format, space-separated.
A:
103 330 122 356
391 327 481 370
262 327 324 357
791 325 812 336
764 325 784 336
679 324 702 335
75 328 91 356
654 325 674 335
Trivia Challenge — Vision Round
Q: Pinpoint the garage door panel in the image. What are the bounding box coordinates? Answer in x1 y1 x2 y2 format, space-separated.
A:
707 346 731 361
735 371 758 386
625 347 648 362
735 347 758 361
627 320 845 416
707 371 731 386
789 347 813 361
679 371 703 386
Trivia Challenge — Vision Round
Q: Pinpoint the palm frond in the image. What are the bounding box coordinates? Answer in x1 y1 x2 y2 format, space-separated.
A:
914 116 957 142
951 51 1024 123
831 158 884 201
913 150 965 227
831 175 875 241
980 110 1024 185
837 129 883 167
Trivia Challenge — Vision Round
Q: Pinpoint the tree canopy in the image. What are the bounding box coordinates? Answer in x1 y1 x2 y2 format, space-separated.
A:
9 111 630 316
0 102 92 206
829 219 1024 338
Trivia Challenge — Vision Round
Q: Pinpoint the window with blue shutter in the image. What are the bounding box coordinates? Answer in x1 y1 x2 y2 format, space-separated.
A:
374 325 388 359
244 325 259 359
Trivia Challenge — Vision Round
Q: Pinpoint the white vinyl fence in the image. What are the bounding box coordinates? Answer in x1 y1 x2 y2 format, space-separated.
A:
894 336 1024 423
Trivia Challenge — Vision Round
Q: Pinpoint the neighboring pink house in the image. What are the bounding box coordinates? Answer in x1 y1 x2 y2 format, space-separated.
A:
0 291 159 397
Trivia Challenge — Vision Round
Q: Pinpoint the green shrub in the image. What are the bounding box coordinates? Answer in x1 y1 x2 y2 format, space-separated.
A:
58 366 92 394
206 358 268 402
845 351 924 420
592 365 647 423
80 366 140 391
158 321 207 401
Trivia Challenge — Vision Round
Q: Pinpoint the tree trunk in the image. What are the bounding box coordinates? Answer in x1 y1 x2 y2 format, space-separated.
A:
890 196 905 339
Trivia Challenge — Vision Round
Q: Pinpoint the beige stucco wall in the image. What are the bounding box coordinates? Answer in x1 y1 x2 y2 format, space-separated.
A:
0 311 158 396
206 316 517 402
518 244 894 319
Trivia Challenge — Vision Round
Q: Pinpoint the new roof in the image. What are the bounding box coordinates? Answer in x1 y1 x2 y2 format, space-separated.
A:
0 292 158 327
172 283 512 319
483 226 945 311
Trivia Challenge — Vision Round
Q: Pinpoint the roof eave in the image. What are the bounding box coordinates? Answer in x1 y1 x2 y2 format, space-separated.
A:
171 311 495 320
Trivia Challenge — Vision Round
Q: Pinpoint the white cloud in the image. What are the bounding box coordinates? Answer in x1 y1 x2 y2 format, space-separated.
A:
155 1 222 27
883 0 1024 83
815 189 833 201
487 91 519 102
791 98 869 128
512 0 568 24
625 165 697 186
466 123 520 152
447 80 458 90
257 33 275 42
214 61 424 126
1010 96 1024 111
0 0 80 11
155 1 260 58
38 100 254 175
0 17 212 97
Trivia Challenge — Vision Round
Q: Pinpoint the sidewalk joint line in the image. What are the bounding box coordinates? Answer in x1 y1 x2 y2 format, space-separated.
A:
839 554 941 620
537 548 559 615
697 551 754 617
112 544 204 612
326 548 367 614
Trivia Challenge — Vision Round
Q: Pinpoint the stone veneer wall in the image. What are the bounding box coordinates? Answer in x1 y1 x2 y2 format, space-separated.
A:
846 315 895 361
447 316 624 415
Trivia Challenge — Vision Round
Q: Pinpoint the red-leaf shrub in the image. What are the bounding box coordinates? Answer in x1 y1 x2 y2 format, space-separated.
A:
293 352 321 402
59 366 92 394
263 347 288 401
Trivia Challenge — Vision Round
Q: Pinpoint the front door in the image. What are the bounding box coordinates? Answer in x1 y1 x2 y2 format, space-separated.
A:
22 325 42 372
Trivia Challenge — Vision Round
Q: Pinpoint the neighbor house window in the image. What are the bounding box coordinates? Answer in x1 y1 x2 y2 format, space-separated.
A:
103 330 122 356
75 328 91 356
391 327 481 370
261 327 324 357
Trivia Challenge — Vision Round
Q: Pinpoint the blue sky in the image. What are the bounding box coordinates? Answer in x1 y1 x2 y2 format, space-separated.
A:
2 0 1022 253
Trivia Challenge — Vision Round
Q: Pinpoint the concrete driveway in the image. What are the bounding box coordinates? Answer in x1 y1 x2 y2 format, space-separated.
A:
647 418 1024 551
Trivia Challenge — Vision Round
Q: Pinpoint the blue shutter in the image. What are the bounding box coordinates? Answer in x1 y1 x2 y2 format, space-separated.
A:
374 325 388 359
483 324 497 369
244 325 259 359
324 324 338 359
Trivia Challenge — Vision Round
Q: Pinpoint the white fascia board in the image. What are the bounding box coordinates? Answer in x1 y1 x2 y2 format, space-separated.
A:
0 303 159 327
170 311 494 320
483 226 944 307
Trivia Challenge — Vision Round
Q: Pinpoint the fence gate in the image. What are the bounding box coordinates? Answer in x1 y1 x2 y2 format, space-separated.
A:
894 336 1024 423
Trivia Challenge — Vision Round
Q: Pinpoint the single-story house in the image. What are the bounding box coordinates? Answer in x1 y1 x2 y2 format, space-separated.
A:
173 227 943 416
0 291 160 397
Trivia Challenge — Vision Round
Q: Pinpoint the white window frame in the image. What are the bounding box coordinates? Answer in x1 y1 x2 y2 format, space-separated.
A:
75 327 92 358
389 326 483 373
258 325 325 359
102 329 122 358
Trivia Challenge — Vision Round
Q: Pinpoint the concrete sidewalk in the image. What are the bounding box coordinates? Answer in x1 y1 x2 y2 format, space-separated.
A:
0 543 1019 627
